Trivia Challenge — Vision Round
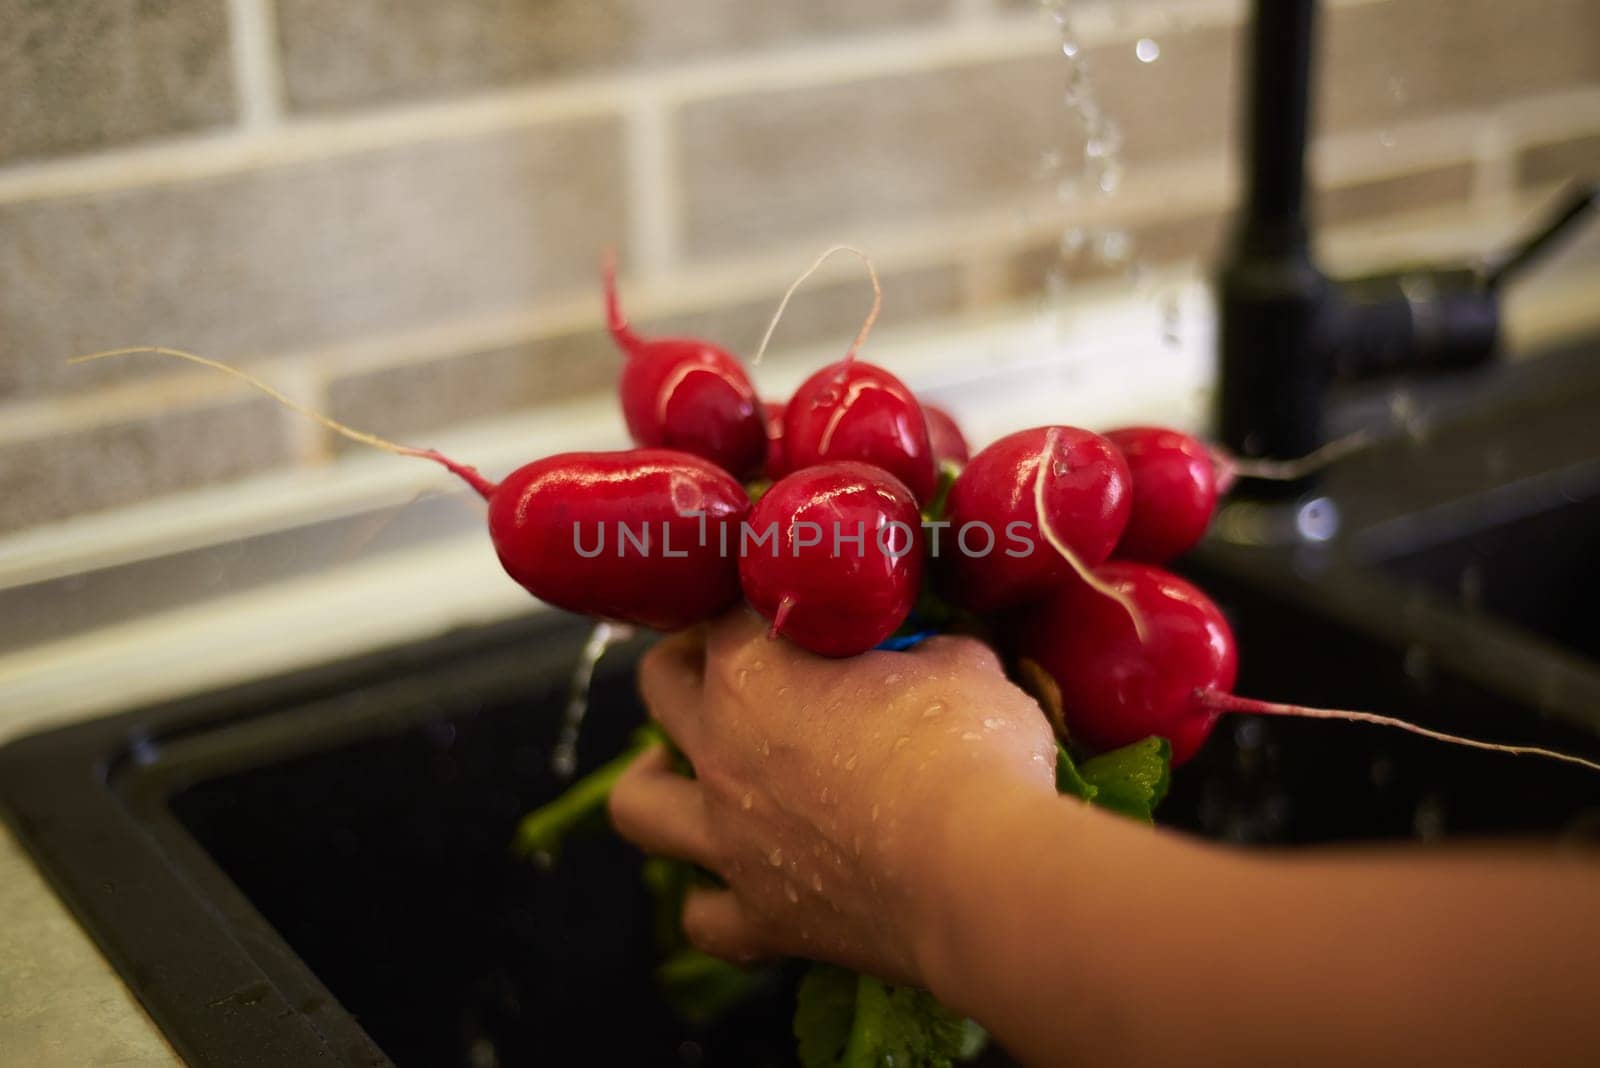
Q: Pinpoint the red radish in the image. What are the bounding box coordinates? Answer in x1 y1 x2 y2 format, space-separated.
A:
1104 426 1218 563
784 361 938 503
941 426 1132 615
1019 561 1600 771
923 403 971 466
1104 425 1378 562
487 449 748 631
762 399 790 481
739 462 923 658
603 255 767 480
67 347 746 632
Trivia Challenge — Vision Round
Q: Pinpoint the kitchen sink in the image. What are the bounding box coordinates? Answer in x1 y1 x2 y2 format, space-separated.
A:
5 348 1600 1067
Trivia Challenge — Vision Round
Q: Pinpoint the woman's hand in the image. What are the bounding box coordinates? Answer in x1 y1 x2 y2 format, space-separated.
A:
607 607 1056 987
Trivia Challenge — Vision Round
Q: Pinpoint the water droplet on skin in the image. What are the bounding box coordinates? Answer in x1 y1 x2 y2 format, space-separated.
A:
883 672 903 685
1135 37 1160 63
871 804 880 823
983 717 1004 731
961 731 982 741
741 792 754 812
831 752 840 767
768 848 784 867
844 753 859 771
785 882 800 904
760 739 771 757
922 703 945 719
852 833 863 857
820 786 832 804
736 668 750 689
811 873 823 893
750 659 765 672
777 685 790 697
892 736 910 751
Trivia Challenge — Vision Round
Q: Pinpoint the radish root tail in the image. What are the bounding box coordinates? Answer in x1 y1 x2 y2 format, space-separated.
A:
769 595 798 641
1035 428 1149 642
68 347 497 500
1196 689 1600 773
1213 429 1373 494
752 245 883 368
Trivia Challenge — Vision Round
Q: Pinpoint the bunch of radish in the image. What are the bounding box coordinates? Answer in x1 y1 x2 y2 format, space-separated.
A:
75 249 1597 775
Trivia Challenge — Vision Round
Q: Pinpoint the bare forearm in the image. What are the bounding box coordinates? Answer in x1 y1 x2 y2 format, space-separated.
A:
914 788 1600 1066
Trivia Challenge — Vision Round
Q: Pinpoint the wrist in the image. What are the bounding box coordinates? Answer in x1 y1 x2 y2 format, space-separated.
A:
901 777 1065 1010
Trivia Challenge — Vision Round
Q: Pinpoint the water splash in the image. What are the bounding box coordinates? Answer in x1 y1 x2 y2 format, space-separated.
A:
550 621 636 779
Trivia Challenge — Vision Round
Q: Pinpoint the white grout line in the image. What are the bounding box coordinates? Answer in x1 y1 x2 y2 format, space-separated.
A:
624 94 680 276
224 0 286 130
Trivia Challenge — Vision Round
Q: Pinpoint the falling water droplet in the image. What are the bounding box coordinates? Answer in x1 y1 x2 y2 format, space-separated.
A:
1061 38 1080 58
551 621 635 779
1135 37 1160 63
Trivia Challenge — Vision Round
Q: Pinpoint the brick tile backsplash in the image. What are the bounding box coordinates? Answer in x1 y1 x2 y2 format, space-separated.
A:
1517 132 1600 188
0 0 236 165
0 118 626 398
275 0 949 113
679 58 1060 258
0 397 292 535
5 0 1600 541
327 330 620 447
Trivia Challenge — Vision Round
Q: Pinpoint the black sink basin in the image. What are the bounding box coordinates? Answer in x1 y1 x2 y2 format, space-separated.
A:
6 349 1600 1067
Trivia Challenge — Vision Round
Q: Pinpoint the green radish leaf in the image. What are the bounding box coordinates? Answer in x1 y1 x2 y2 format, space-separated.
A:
1054 741 1099 802
794 966 987 1068
1079 737 1172 824
656 949 759 1026
795 965 859 1068
510 723 664 861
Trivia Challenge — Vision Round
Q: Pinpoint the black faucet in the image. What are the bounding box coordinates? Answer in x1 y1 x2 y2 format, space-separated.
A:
1216 0 1597 496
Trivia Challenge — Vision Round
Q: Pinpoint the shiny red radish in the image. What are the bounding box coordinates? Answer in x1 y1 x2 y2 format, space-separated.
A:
1019 562 1600 771
784 360 938 502
739 462 923 657
604 257 767 480
762 399 790 481
63 347 751 631
923 403 971 465
488 449 748 631
941 426 1131 614
1018 562 1234 764
1104 426 1218 563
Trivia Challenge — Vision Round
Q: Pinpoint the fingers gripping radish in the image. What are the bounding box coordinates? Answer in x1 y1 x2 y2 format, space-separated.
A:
941 426 1132 614
738 462 924 658
1019 561 1600 771
603 255 768 480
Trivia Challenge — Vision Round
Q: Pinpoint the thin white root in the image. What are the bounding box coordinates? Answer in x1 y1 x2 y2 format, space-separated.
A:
752 246 883 368
1035 427 1149 642
68 346 497 498
1197 690 1600 773
1218 429 1373 483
